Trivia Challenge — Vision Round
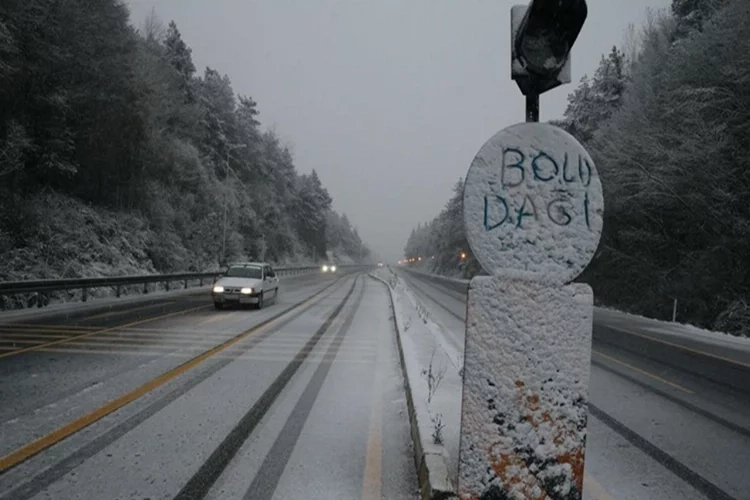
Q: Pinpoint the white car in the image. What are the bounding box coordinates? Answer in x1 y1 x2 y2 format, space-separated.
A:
211 262 279 310
321 264 337 273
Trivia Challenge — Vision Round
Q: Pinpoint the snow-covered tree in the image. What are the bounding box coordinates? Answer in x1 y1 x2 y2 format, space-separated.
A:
559 47 629 144
0 4 371 288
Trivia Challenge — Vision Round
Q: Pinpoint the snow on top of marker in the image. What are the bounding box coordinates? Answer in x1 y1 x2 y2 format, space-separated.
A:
463 122 603 286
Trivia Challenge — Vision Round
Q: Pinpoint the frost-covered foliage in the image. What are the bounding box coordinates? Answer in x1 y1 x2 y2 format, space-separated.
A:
404 0 750 336
326 211 370 264
0 2 368 285
0 193 156 282
404 178 480 279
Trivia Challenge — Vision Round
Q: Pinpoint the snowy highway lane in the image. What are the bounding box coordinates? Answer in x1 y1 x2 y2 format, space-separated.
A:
399 269 750 500
0 272 418 500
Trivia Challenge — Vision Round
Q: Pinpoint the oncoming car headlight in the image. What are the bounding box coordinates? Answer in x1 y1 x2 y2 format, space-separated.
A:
322 265 329 272
331 265 337 272
241 287 253 295
213 285 224 293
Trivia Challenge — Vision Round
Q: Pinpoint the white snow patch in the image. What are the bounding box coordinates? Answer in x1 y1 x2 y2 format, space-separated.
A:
595 307 750 348
406 268 750 349
371 268 463 483
397 282 462 371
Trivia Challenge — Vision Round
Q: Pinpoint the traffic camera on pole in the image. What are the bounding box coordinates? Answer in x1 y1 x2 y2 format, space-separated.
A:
511 0 588 121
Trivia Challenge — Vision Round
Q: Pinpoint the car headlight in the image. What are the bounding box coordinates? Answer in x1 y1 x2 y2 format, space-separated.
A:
213 285 224 293
322 265 329 272
331 266 337 272
241 287 253 295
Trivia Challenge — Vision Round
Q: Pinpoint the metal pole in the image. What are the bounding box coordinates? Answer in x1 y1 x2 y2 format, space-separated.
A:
672 298 678 322
526 93 539 122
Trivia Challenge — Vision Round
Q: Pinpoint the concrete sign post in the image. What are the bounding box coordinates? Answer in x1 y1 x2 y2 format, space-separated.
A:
457 122 603 500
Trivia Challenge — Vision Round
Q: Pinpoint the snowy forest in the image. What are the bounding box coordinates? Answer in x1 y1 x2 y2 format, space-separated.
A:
0 1 369 284
405 0 750 336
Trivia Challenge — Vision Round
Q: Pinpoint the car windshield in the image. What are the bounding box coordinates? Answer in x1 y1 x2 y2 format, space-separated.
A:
225 266 262 279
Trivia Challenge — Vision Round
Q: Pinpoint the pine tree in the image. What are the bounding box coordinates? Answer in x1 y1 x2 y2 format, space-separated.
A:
672 0 728 35
164 21 196 101
560 47 628 144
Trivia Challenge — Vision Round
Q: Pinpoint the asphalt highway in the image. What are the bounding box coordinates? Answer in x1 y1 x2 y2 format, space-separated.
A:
400 269 750 500
0 271 418 500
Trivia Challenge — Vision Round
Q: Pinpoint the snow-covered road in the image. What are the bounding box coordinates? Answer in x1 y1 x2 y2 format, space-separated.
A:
0 272 418 500
399 269 750 500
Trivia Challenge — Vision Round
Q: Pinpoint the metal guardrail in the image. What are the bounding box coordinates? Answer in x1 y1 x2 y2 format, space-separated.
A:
0 265 363 308
399 267 470 295
400 267 750 396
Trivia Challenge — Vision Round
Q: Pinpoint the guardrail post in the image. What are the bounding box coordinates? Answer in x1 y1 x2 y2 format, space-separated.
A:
184 279 188 289
458 122 603 499
165 280 170 291
199 277 204 286
82 287 88 302
143 282 148 294
116 285 121 298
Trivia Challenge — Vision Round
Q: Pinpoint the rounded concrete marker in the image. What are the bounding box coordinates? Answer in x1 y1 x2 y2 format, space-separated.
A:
463 122 603 285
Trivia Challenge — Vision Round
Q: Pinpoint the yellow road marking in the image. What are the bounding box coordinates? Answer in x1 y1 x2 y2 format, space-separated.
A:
0 281 339 472
609 326 750 369
0 304 210 360
83 301 176 320
583 472 615 500
593 350 694 394
362 336 384 500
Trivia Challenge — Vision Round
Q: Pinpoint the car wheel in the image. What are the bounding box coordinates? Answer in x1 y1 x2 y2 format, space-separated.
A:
214 302 223 310
256 292 264 310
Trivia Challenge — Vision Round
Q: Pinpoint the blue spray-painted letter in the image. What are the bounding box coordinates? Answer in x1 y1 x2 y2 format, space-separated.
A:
502 148 525 189
532 151 558 182
484 195 509 231
516 195 537 228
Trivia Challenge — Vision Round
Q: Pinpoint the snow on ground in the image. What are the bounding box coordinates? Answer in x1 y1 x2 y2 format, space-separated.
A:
371 267 463 484
594 306 750 348
404 266 750 347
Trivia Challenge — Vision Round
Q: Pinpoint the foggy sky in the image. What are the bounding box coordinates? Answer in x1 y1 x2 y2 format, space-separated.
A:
127 0 670 262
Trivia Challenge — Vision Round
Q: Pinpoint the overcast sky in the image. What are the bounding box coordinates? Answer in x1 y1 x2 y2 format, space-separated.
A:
127 0 670 262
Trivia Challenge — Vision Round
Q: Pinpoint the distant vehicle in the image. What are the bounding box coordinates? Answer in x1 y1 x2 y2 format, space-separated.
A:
377 262 384 267
212 262 279 310
321 263 337 273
